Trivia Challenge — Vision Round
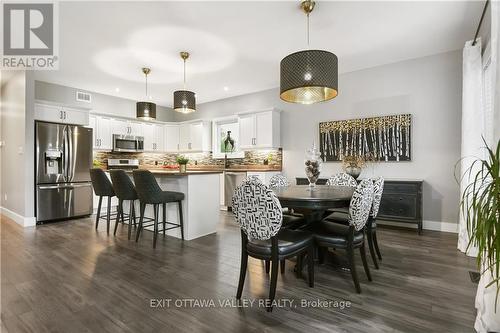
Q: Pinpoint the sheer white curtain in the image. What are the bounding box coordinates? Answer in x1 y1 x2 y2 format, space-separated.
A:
474 2 500 333
457 38 483 256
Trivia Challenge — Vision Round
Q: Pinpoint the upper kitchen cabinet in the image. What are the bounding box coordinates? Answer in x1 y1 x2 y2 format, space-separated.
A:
143 123 165 152
238 109 281 149
88 115 112 150
165 125 180 152
35 102 89 126
111 119 143 136
178 121 211 152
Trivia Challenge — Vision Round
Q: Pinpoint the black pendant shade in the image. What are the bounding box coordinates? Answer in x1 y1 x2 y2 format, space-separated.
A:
280 50 338 104
136 101 156 120
173 90 196 114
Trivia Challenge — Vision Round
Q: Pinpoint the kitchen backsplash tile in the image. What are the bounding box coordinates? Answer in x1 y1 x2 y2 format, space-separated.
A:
94 149 282 169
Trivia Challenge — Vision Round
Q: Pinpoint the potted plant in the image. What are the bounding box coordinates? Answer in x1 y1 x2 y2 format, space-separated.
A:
460 139 499 331
176 155 189 173
342 155 366 179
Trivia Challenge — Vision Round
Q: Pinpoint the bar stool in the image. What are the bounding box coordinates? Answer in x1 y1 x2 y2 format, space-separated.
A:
109 170 139 240
89 168 116 234
132 170 185 248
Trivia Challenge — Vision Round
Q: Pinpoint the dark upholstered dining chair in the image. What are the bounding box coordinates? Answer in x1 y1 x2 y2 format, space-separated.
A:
109 170 139 240
307 179 374 293
132 170 185 248
89 168 116 234
232 178 314 312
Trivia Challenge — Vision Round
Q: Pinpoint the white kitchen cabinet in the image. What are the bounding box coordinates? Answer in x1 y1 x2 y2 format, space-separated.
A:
165 125 180 152
177 121 211 152
129 121 143 136
143 123 165 152
35 103 89 126
89 115 112 150
238 109 280 149
111 119 143 136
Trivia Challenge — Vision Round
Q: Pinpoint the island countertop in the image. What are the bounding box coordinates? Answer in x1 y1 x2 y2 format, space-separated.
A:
103 168 223 175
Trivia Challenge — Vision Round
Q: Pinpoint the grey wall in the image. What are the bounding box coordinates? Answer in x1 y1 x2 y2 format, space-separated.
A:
35 81 176 122
175 50 463 225
0 70 34 218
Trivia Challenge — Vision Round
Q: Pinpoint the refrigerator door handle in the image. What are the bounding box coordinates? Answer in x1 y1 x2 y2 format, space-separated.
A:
67 126 73 181
38 183 92 190
62 126 68 182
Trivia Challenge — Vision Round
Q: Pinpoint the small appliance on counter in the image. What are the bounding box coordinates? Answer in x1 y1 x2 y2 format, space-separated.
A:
35 121 93 223
107 159 140 171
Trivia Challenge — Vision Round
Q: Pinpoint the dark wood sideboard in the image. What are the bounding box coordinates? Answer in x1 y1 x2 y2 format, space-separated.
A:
295 178 423 234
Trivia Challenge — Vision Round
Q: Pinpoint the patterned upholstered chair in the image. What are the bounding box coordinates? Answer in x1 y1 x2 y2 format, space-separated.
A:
325 177 384 269
232 178 314 312
89 168 116 234
268 174 290 188
326 172 358 187
367 177 384 268
307 179 374 293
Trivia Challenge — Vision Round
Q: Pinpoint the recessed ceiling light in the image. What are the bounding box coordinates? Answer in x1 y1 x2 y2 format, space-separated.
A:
149 95 153 100
223 86 229 91
115 87 120 92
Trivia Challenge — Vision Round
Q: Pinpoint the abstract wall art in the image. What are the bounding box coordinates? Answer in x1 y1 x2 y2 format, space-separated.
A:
319 114 412 162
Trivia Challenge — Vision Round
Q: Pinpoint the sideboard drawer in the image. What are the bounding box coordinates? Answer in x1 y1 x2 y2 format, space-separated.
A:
383 182 421 194
378 194 418 220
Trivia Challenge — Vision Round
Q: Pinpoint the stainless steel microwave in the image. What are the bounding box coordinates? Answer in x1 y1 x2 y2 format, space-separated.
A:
112 134 144 152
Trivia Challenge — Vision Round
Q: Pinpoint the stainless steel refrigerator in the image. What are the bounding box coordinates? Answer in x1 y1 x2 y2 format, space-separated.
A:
36 121 93 222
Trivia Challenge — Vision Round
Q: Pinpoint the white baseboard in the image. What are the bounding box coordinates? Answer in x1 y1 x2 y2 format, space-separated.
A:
0 207 36 227
377 219 458 233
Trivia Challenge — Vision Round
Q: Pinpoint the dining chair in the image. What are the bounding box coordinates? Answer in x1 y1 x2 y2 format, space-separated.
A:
326 172 358 187
306 179 374 293
109 170 138 240
133 170 185 248
325 177 384 269
232 178 315 312
267 173 305 274
89 168 116 234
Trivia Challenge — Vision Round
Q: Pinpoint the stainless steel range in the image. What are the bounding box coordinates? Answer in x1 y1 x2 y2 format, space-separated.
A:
107 159 140 170
35 121 93 223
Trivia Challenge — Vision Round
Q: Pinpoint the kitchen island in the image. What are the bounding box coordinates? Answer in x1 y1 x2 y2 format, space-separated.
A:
117 170 222 241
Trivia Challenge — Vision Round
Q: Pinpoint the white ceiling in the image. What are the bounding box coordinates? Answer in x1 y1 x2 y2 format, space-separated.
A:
34 1 483 107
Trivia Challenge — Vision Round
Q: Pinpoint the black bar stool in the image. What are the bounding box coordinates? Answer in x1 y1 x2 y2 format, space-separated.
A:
132 170 185 248
109 170 139 240
89 168 116 234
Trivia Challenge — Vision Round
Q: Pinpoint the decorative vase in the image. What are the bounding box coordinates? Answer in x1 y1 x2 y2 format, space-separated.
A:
345 165 362 179
304 143 322 190
179 164 187 173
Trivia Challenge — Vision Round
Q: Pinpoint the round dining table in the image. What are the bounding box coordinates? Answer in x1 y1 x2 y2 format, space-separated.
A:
272 185 354 224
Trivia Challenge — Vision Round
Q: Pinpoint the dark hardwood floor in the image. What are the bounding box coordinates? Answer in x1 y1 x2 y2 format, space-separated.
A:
1 212 477 333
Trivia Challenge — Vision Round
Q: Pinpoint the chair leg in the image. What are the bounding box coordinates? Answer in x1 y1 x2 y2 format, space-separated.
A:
296 255 302 278
132 204 137 227
162 203 166 236
280 260 285 274
307 246 314 288
114 199 122 236
367 230 379 269
106 196 112 235
360 243 372 281
267 256 279 312
373 231 382 260
136 203 145 242
95 196 102 230
178 201 184 240
236 250 248 300
347 246 361 293
128 200 134 240
153 204 159 249
265 260 270 274
318 247 325 264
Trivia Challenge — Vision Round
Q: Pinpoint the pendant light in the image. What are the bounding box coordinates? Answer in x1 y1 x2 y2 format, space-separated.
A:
280 0 338 104
136 67 156 120
173 52 196 114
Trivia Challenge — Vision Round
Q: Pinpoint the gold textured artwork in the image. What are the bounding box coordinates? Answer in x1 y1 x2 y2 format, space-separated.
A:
319 114 412 162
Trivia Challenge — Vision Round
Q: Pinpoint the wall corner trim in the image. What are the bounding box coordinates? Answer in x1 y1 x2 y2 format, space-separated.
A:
0 207 36 227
